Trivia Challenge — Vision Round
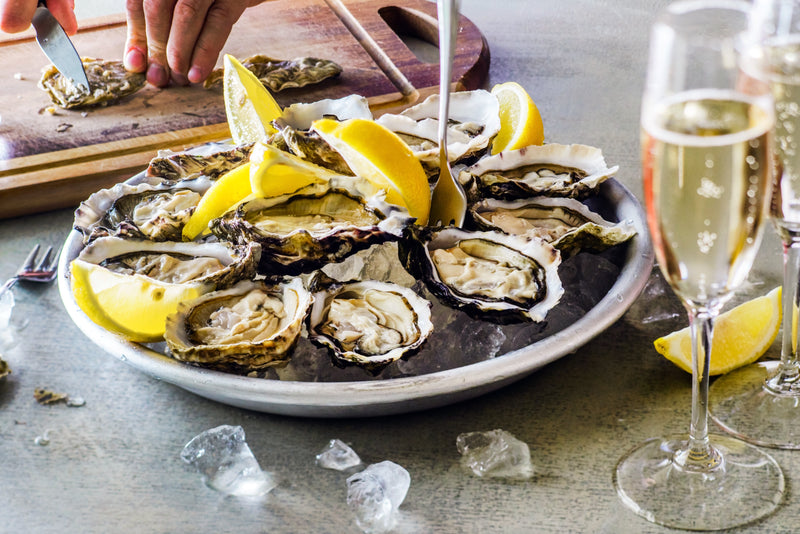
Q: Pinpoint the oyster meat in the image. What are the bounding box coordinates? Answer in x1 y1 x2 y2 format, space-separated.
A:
400 227 563 323
74 181 210 244
77 237 260 290
375 90 501 174
39 58 146 109
165 278 313 372
459 143 619 201
307 278 433 372
470 197 636 258
146 143 253 182
204 55 342 92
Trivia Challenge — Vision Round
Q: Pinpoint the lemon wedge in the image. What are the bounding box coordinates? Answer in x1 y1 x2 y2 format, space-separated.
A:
70 259 211 342
490 81 544 154
182 162 252 240
249 142 338 198
223 54 283 145
312 118 431 225
654 287 781 376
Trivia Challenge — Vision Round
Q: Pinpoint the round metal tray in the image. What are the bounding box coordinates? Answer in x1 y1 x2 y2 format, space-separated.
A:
58 177 653 417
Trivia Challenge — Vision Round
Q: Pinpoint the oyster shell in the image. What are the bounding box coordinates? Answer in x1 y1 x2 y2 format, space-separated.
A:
164 278 313 372
459 143 619 201
39 58 146 109
400 227 563 322
210 169 415 276
146 142 253 181
307 278 433 372
204 55 342 91
77 237 260 289
470 197 636 258
375 90 501 174
74 181 211 244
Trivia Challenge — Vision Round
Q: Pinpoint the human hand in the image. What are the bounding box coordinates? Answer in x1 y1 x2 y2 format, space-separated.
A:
0 0 77 35
124 0 267 87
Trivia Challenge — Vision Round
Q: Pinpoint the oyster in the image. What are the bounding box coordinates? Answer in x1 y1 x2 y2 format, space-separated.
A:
470 197 636 258
459 143 619 201
164 278 313 372
375 90 501 173
400 227 563 323
210 172 415 276
307 278 433 372
74 181 211 244
204 55 342 91
146 142 253 181
39 58 146 109
77 237 260 289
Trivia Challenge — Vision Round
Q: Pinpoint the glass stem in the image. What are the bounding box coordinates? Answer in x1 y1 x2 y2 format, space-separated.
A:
677 304 722 471
768 239 800 391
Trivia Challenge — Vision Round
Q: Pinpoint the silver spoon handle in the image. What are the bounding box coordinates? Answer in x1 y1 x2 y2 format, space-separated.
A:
437 0 459 159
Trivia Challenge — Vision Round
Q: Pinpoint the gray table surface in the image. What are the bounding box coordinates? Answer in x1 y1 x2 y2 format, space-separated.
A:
0 0 793 532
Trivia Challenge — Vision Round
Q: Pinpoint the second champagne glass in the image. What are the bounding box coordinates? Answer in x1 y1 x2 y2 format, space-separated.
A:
614 0 784 529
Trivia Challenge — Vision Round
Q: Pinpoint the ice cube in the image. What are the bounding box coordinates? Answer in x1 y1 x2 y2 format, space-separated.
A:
180 425 276 497
456 429 534 480
346 461 410 533
0 289 13 328
316 439 362 471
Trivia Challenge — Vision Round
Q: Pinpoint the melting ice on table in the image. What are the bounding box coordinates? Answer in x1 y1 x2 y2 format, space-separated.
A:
316 438 362 471
180 424 276 497
456 429 534 480
346 460 410 534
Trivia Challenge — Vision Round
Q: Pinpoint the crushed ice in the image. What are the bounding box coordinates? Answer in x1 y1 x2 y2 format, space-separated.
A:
180 425 276 497
346 461 410 533
456 429 534 480
316 439 362 471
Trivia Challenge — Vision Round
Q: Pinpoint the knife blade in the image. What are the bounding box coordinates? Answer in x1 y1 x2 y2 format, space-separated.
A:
31 0 90 93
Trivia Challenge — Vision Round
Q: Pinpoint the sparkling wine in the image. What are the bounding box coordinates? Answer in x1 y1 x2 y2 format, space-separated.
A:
642 90 773 303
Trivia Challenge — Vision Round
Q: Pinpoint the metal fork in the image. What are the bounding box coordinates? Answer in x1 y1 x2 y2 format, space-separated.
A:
0 244 59 298
428 0 467 228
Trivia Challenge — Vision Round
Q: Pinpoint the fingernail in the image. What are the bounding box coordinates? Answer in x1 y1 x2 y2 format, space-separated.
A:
188 66 204 84
124 48 146 72
147 63 169 87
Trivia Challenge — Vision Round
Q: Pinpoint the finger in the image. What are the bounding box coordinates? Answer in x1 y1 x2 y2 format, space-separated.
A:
185 0 247 83
124 0 148 73
143 0 175 87
0 0 38 33
47 0 77 35
165 0 214 78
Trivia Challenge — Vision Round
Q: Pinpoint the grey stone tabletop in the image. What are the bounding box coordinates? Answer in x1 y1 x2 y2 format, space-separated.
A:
0 0 793 532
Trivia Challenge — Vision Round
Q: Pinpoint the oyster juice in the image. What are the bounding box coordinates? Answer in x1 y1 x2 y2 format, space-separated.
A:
642 91 773 301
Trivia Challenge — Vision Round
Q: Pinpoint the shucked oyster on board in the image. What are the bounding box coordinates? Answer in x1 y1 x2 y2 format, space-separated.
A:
165 278 313 373
204 55 342 92
39 58 146 109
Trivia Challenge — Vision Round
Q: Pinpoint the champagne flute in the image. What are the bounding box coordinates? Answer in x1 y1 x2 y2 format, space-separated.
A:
710 0 800 449
614 1 784 529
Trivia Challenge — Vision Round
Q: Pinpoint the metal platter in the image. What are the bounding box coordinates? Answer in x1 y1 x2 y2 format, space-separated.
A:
58 175 653 418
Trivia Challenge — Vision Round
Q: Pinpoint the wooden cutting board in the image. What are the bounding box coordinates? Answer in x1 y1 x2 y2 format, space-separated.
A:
0 0 489 219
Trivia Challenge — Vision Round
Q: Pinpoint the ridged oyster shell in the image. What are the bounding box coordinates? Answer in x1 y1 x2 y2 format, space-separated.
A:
470 197 636 258
164 278 312 372
459 143 618 201
39 58 145 109
146 142 253 182
73 181 212 244
376 90 501 173
400 227 563 323
77 236 260 290
204 55 342 91
307 277 433 372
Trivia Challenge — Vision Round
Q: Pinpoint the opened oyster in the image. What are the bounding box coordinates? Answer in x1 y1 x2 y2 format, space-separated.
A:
204 55 342 91
400 227 563 323
307 278 433 372
165 278 312 372
376 90 501 174
77 237 260 289
74 181 211 244
470 197 636 258
146 143 253 182
459 143 619 201
211 173 415 276
39 58 146 109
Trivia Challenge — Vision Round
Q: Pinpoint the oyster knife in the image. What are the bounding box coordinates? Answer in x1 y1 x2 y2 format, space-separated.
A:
31 0 90 92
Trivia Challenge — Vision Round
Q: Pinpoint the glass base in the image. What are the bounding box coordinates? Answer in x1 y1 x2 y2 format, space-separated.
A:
710 361 800 449
613 433 784 530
